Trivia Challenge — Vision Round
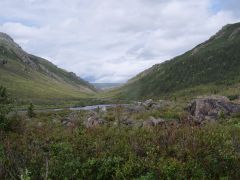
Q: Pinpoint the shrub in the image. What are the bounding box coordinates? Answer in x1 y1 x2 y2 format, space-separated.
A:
0 86 13 130
228 94 239 101
27 103 35 118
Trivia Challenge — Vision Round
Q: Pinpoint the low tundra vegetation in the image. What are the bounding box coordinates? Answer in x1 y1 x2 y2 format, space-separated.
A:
1 107 240 179
1 87 240 179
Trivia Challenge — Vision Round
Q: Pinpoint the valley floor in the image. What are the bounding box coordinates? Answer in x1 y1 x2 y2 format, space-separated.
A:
1 96 240 179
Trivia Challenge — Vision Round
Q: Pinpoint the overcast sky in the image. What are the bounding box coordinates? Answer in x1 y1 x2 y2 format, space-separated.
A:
0 0 240 83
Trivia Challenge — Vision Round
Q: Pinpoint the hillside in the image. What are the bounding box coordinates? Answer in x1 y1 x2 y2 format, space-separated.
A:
0 32 97 104
93 83 123 90
112 22 240 100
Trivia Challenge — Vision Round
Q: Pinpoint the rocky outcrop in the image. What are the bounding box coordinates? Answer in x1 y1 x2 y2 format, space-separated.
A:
126 99 169 113
0 32 14 42
61 111 105 128
229 27 240 40
187 96 240 123
61 112 82 127
0 32 38 69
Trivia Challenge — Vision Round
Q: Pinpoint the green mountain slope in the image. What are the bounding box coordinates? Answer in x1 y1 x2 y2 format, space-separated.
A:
0 32 97 103
113 22 240 100
93 83 123 90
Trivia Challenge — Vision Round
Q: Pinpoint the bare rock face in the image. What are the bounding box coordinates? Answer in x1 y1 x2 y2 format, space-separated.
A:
0 32 38 69
0 32 14 42
187 96 240 122
229 27 240 40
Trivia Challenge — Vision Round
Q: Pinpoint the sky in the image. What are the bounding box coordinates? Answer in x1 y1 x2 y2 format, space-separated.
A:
0 0 240 83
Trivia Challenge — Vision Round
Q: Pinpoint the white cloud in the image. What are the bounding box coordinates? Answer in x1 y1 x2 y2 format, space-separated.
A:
0 0 239 83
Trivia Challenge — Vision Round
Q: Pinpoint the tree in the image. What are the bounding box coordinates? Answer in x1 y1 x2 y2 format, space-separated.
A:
0 59 7 65
27 103 35 118
0 86 13 130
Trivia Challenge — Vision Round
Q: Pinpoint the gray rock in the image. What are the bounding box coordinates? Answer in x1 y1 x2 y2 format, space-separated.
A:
84 116 105 128
66 121 75 127
132 121 143 128
0 32 38 69
142 119 155 128
37 122 43 127
142 99 155 108
67 112 80 122
152 119 166 126
52 118 59 124
125 104 146 113
121 118 134 126
61 111 81 126
187 96 240 122
142 117 166 128
151 104 161 110
61 118 71 126
100 106 107 112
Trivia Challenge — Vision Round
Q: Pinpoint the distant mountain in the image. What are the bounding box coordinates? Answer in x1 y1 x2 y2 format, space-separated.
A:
0 32 97 103
93 83 123 90
113 22 240 100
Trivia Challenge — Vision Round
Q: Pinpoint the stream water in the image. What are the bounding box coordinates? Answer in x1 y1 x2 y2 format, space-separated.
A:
18 104 120 113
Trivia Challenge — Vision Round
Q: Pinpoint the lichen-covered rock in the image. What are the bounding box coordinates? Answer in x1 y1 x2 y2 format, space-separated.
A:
142 117 166 128
142 119 155 128
61 112 81 127
187 96 240 122
142 99 155 108
84 115 105 128
125 104 146 113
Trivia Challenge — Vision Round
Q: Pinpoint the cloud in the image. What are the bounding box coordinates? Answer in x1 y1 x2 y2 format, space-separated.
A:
0 0 239 83
214 0 240 16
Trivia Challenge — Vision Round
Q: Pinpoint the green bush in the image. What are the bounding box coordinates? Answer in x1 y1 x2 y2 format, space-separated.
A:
0 86 13 130
2 108 240 179
27 103 35 118
228 94 239 101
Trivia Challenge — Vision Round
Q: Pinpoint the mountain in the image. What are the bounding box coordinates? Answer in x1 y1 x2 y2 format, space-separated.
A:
0 32 97 104
112 22 240 100
93 83 123 90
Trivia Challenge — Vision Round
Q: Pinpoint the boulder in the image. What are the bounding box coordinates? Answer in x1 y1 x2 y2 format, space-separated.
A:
143 117 166 128
142 119 155 128
125 104 146 113
132 121 143 128
187 96 240 122
153 119 166 126
151 104 162 110
142 99 155 108
121 118 134 126
61 117 72 126
100 106 107 112
84 115 105 128
67 112 79 122
61 112 80 127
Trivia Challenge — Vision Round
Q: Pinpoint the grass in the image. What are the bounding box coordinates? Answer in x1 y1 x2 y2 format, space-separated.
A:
0 47 100 108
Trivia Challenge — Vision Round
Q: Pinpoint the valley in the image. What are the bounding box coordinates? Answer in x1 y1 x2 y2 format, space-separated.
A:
1 22 240 179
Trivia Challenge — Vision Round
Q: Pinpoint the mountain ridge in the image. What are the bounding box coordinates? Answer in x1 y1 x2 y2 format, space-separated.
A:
111 22 240 100
0 32 97 104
